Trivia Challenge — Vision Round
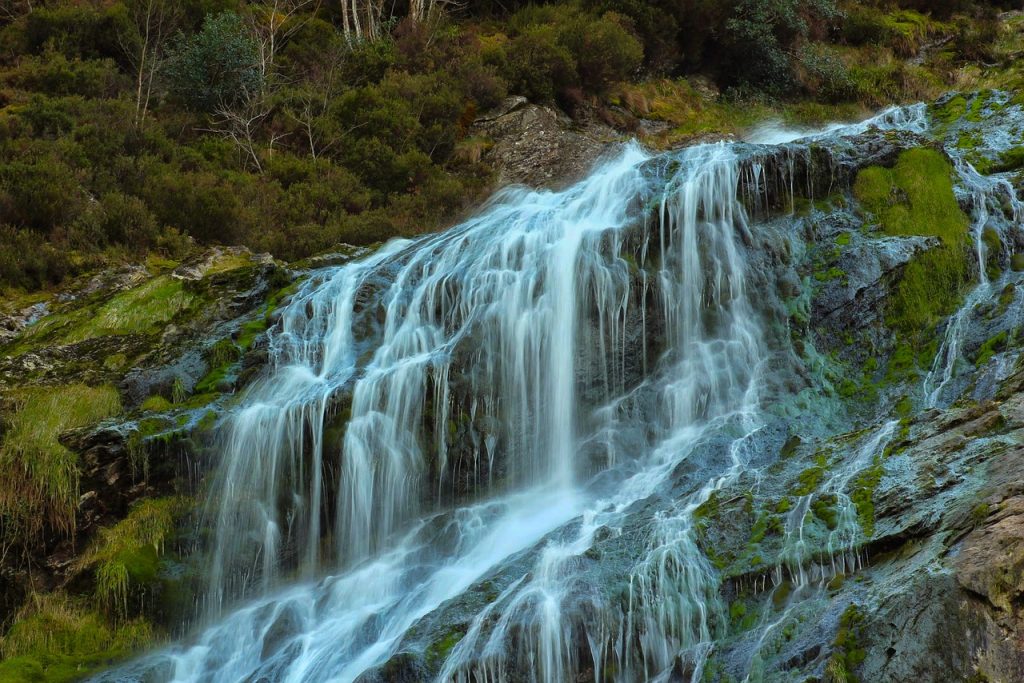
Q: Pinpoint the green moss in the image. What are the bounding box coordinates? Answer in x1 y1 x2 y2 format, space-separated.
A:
989 146 1024 174
814 267 847 283
836 232 852 247
780 435 801 459
0 385 121 540
140 395 172 413
931 95 968 126
792 454 828 496
775 497 793 514
982 228 1003 280
812 494 839 530
974 331 1008 367
854 148 972 335
78 496 191 616
851 459 885 537
1000 284 1018 311
425 628 465 667
825 604 868 683
971 502 991 524
894 395 913 418
1012 254 1024 272
0 593 154 683
693 491 721 522
70 277 198 343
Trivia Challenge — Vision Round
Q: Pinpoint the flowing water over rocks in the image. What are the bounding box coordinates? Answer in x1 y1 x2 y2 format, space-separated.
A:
91 92 1024 682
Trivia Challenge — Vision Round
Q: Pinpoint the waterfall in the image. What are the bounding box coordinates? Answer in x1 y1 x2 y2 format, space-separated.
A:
92 106 938 683
924 155 1024 407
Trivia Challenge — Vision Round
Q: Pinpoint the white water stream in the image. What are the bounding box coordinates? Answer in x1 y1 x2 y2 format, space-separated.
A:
94 106 941 683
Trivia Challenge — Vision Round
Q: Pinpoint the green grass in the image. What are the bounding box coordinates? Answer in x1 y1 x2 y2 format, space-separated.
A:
0 385 121 539
854 148 972 335
66 277 197 342
140 395 173 412
0 593 153 683
78 496 191 616
11 275 201 354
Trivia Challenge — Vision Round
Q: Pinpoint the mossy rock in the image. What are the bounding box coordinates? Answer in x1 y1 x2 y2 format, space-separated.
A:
854 147 972 336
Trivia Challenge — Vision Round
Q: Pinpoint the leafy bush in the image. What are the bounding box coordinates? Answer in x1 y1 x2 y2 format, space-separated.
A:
0 157 83 232
505 24 577 103
3 50 125 97
164 11 261 112
720 0 840 95
797 44 855 102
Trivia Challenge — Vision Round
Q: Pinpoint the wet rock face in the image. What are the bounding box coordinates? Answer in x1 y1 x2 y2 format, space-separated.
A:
471 96 618 188
957 497 1024 614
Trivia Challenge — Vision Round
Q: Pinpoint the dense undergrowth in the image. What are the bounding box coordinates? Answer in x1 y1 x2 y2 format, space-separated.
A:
0 0 1019 293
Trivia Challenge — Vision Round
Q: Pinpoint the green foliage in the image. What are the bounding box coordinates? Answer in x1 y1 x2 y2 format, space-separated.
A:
499 5 643 103
0 592 153 683
854 148 972 335
720 0 840 95
164 11 261 112
2 49 125 97
0 385 121 542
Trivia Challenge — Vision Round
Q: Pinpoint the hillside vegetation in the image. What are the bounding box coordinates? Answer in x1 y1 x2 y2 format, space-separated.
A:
0 0 1020 293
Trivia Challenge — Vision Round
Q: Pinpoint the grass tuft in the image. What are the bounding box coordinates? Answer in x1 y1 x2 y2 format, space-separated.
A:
77 496 191 617
0 385 121 540
0 592 153 683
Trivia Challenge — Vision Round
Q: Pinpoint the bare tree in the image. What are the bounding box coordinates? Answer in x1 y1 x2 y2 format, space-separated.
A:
208 92 286 173
117 0 179 127
247 0 320 83
205 0 320 173
284 43 346 160
338 0 386 42
408 0 465 25
0 0 33 24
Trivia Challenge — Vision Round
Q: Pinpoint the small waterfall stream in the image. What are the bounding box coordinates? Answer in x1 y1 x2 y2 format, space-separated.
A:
94 104 954 683
924 152 1024 407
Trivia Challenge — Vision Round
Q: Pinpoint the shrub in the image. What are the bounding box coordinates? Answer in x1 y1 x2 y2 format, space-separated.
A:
504 24 577 102
24 5 129 60
164 11 261 112
558 12 643 95
2 50 125 97
719 0 840 95
0 157 83 232
797 44 855 102
98 192 160 250
0 225 73 290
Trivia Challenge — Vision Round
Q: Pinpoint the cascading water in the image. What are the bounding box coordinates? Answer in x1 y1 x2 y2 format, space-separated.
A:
924 155 1024 407
94 104 947 683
